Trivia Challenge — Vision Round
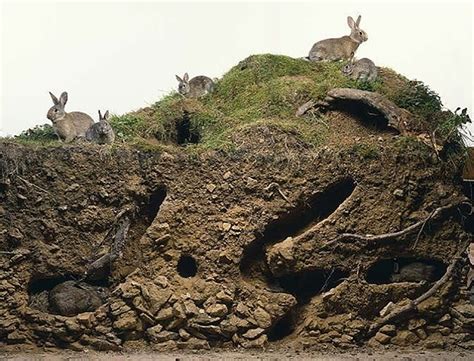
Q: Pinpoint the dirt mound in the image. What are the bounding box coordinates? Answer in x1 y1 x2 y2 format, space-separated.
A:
1 55 472 352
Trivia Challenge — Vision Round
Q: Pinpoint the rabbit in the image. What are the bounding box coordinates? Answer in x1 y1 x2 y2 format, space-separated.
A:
390 262 437 283
49 280 108 316
176 73 214 98
308 15 368 62
47 91 94 142
86 110 115 144
342 57 378 82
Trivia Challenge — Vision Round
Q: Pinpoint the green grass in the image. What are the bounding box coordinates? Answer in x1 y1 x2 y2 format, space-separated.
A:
11 54 465 155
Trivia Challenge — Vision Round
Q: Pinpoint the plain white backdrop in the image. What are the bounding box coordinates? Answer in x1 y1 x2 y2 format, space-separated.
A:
0 0 472 139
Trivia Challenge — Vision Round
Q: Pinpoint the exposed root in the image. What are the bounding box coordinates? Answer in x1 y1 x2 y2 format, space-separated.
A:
327 203 458 247
368 245 465 336
315 88 414 134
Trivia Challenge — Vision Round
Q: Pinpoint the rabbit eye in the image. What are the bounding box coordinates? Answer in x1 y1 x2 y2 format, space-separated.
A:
359 31 363 35
54 109 58 113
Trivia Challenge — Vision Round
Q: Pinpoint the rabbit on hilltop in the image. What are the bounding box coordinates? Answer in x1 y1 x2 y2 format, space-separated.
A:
309 15 368 62
47 91 94 142
342 57 378 82
176 73 214 98
86 110 115 144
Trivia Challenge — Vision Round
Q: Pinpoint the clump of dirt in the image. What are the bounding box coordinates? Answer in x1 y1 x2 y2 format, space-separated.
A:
0 55 472 353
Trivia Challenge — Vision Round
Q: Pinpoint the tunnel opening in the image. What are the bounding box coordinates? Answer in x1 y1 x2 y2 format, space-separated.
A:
141 186 167 225
366 258 446 284
177 255 198 278
333 99 400 134
176 112 201 145
240 177 356 277
277 268 349 305
267 311 297 342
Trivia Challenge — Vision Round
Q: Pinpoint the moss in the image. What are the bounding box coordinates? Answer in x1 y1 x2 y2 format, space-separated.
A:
350 143 380 160
11 54 465 156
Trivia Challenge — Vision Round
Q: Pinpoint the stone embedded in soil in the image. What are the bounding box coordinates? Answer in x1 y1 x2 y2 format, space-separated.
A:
374 331 391 345
148 330 179 343
113 310 142 331
155 307 173 321
205 303 228 318
252 307 272 329
379 324 396 336
390 330 419 346
242 327 265 340
408 318 427 330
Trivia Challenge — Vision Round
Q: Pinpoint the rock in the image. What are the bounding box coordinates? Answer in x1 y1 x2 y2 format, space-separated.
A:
146 324 163 340
390 330 419 346
242 328 265 340
253 307 272 328
393 189 404 198
238 334 268 349
216 290 234 304
425 337 445 349
206 184 217 193
235 303 250 316
221 223 232 232
6 330 26 343
318 330 341 343
415 328 428 340
223 171 232 180
154 276 169 288
179 328 191 341
459 340 474 350
155 307 173 321
439 326 451 336
374 331 391 345
76 312 94 328
172 302 187 319
113 311 141 331
177 338 210 350
408 318 426 330
453 304 474 319
379 324 396 336
80 334 121 351
192 313 221 325
149 330 179 343
110 301 131 316
205 303 228 318
183 299 200 316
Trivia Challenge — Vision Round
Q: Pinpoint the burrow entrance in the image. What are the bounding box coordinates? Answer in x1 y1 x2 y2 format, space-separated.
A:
139 186 167 226
175 111 201 145
331 100 400 134
366 258 446 284
240 177 356 277
177 255 198 278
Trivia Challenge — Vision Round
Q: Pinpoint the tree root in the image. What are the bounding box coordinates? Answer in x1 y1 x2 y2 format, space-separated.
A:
326 203 457 247
368 245 465 336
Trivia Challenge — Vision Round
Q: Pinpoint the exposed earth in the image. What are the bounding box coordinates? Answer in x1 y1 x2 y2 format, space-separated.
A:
0 55 472 356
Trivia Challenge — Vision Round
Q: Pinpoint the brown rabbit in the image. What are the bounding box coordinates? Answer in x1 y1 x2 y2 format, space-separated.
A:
176 73 214 98
309 15 368 62
47 91 94 142
390 262 437 283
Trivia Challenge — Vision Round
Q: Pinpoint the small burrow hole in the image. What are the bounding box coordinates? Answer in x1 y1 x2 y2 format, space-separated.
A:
176 112 200 145
177 255 198 278
277 268 349 305
267 311 296 342
366 258 446 284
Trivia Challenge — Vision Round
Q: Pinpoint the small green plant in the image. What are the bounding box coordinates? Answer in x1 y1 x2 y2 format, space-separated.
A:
434 107 471 144
15 124 57 142
393 80 442 118
350 143 380 159
109 114 146 141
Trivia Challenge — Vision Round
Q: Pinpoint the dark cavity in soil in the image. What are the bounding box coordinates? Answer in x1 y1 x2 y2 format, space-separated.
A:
176 111 200 145
366 258 446 284
177 255 198 278
240 177 356 276
139 186 167 225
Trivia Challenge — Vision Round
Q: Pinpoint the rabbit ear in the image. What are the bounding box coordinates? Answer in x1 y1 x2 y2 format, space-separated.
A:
49 92 59 105
104 110 109 119
347 16 356 29
98 110 102 119
183 73 189 82
175 75 183 82
356 15 361 26
59 92 68 107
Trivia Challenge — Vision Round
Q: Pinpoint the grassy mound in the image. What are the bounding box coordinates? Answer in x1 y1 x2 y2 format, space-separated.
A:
12 54 469 153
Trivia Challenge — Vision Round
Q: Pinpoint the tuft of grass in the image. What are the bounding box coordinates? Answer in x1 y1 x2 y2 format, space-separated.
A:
14 124 58 145
350 143 380 160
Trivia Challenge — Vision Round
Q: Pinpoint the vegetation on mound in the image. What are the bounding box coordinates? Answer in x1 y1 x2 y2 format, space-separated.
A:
9 54 469 157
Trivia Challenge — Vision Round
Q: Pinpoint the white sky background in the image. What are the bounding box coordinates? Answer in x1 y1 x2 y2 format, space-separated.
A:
0 0 472 139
